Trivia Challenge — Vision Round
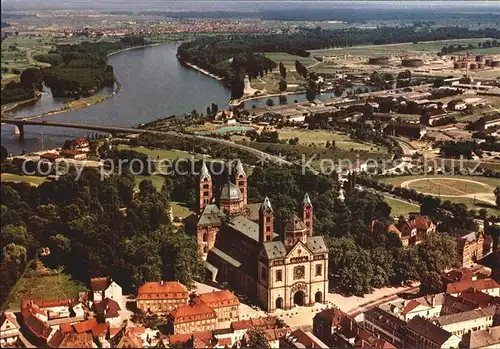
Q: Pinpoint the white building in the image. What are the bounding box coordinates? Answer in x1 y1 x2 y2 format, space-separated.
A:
433 306 496 339
90 277 122 302
0 312 20 346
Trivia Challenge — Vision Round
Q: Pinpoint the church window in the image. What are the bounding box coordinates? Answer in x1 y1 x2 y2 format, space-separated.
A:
276 270 282 282
266 216 271 223
316 264 322 276
293 266 305 280
266 226 271 232
203 184 209 189
203 191 209 196
306 212 311 219
203 233 208 242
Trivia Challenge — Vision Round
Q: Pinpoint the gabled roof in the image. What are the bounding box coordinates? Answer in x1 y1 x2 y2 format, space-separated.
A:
459 288 500 307
47 330 65 348
406 316 453 346
169 331 213 347
446 278 500 294
73 318 97 334
306 236 328 254
90 277 112 292
235 159 246 178
59 333 94 348
111 326 143 348
401 300 426 316
1 312 20 329
434 306 496 326
93 297 121 318
23 313 52 340
197 204 222 227
464 326 500 349
262 242 287 260
209 247 242 268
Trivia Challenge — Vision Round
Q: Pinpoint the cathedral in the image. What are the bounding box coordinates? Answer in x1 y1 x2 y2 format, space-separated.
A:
185 160 329 312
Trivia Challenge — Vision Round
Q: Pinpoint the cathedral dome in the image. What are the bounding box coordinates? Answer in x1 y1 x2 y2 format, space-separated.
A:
220 182 242 201
284 214 307 232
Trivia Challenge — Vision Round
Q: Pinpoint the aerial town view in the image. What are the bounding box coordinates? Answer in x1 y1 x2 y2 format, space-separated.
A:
0 0 500 348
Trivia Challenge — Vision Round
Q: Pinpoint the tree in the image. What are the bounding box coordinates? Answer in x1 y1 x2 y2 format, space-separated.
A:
495 187 500 207
278 78 287 92
20 67 42 90
1 146 8 163
245 329 270 348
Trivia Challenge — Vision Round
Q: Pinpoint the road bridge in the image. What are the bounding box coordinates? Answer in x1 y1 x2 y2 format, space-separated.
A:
0 118 293 167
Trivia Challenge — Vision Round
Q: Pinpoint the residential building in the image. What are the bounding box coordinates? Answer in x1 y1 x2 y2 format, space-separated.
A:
21 303 55 347
282 328 329 348
195 290 240 322
0 312 20 346
457 232 487 267
110 326 143 348
441 267 491 293
167 302 217 335
190 161 328 312
371 216 435 248
460 326 500 349
380 294 445 321
458 289 500 308
405 316 461 349
313 308 395 348
136 281 188 314
446 278 500 297
384 122 427 139
447 99 467 111
90 277 122 302
93 297 122 326
433 306 496 339
20 298 82 320
363 307 406 347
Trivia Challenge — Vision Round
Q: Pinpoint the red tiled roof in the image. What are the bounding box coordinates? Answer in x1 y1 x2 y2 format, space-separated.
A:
22 298 75 309
231 316 277 331
40 153 60 160
169 303 216 324
23 314 52 340
459 289 500 307
94 297 121 318
218 337 232 346
73 318 98 334
90 277 111 292
414 216 432 230
60 333 94 348
22 301 47 318
169 331 213 346
111 326 143 348
59 323 74 334
47 330 65 348
231 319 252 331
136 281 188 300
196 290 239 308
92 322 110 337
401 300 422 316
446 278 500 294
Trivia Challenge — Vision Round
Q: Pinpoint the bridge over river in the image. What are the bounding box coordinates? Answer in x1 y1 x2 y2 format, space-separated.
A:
0 118 293 167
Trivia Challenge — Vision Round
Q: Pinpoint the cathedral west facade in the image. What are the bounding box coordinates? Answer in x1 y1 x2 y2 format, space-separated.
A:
185 160 329 312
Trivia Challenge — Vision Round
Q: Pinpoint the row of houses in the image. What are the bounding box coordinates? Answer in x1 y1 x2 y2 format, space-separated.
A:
313 268 499 348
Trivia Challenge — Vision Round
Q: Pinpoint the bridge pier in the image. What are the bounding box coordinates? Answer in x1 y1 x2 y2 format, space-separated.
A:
19 125 24 141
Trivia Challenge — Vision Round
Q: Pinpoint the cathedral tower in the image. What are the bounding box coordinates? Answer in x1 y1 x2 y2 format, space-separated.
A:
199 161 212 213
234 160 247 206
302 193 313 237
259 197 274 243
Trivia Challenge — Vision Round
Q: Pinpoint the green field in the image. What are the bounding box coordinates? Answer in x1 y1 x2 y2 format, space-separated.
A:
4 267 87 311
278 128 387 153
171 201 193 219
134 174 166 191
381 175 500 189
263 53 318 70
1 173 47 186
308 38 497 56
406 178 489 196
384 196 420 217
116 145 204 160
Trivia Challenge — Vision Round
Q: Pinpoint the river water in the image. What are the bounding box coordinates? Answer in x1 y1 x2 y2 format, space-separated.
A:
1 43 371 154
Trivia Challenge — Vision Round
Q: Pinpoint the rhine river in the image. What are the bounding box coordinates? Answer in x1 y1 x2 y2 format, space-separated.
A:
1 42 364 154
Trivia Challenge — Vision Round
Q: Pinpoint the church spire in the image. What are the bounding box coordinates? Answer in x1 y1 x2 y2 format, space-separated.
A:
235 159 246 177
199 160 212 213
259 197 274 243
234 159 247 206
302 193 313 237
302 193 312 207
200 160 211 181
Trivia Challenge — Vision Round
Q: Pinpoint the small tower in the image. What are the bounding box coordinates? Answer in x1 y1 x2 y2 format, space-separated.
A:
302 193 313 237
199 161 212 213
259 197 274 243
234 160 247 206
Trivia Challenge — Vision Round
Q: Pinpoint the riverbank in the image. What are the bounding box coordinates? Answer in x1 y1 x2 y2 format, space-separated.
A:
229 89 307 106
183 62 223 81
1 94 42 115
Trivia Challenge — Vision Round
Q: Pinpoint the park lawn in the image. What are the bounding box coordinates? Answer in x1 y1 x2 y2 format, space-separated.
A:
407 178 489 196
278 128 387 153
4 268 87 312
171 201 193 219
384 196 420 217
263 53 317 70
1 173 47 186
116 145 202 160
440 196 500 216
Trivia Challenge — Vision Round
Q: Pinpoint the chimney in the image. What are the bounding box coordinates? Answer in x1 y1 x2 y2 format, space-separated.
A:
160 281 164 286
431 295 436 307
